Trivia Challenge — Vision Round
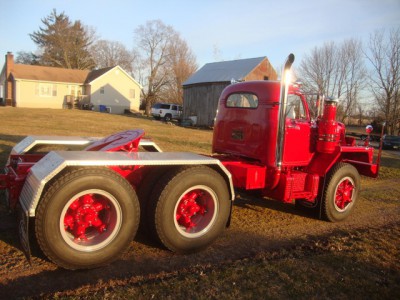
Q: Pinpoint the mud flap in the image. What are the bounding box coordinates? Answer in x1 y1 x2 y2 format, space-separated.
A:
226 200 233 228
17 206 31 265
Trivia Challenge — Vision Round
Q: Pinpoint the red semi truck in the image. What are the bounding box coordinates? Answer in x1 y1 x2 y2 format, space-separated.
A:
0 54 382 269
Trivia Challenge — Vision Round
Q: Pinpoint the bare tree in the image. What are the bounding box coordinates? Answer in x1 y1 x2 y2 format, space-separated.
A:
15 51 40 65
336 39 367 122
298 40 366 122
298 42 338 117
299 42 336 93
133 20 197 115
365 28 400 134
30 9 96 69
90 40 136 73
134 20 174 115
163 33 198 104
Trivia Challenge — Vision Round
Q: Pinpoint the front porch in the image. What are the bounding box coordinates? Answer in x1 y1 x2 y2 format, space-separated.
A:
63 94 92 110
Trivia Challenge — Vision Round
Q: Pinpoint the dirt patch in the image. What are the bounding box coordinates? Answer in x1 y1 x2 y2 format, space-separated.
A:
46 223 400 299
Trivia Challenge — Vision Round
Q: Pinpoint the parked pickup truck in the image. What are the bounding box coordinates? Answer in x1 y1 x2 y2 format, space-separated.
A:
151 103 182 121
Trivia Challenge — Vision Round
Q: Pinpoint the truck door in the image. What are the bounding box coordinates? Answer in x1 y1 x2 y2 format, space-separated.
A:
171 105 178 118
282 94 313 166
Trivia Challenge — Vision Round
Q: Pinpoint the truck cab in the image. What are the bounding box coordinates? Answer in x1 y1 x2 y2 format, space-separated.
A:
213 81 314 167
213 78 379 220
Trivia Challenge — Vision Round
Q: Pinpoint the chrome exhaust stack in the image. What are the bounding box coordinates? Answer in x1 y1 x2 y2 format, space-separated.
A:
275 53 295 169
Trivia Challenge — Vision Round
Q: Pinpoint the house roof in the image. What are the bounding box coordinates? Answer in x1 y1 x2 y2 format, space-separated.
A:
86 65 143 88
84 66 114 83
183 57 267 86
11 64 90 84
10 64 130 85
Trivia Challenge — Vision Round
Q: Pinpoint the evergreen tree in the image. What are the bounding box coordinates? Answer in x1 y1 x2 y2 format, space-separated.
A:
30 9 95 69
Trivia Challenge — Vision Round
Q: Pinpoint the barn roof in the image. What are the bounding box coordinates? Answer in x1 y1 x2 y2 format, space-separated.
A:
183 57 266 86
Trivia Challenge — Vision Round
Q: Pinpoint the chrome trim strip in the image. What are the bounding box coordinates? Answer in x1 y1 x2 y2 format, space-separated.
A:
10 135 162 155
11 136 97 155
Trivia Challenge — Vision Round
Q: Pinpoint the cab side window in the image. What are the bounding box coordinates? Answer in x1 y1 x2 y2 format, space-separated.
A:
286 94 306 120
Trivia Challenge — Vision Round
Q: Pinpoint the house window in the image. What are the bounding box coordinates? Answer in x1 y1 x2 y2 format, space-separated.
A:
100 86 105 94
129 89 135 99
35 83 57 97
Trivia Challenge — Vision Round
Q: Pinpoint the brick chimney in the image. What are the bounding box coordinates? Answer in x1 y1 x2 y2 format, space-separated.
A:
5 52 14 106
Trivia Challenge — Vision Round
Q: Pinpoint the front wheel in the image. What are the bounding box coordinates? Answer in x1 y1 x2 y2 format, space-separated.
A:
321 163 360 222
148 166 230 253
35 167 140 269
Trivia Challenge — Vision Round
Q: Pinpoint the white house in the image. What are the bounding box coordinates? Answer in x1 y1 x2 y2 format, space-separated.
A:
0 52 142 114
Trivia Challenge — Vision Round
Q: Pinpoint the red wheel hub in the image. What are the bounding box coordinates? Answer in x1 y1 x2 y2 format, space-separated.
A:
176 190 207 230
64 194 110 241
335 179 354 210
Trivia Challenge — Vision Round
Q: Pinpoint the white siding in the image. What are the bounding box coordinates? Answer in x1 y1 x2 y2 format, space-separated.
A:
90 67 141 114
15 80 76 109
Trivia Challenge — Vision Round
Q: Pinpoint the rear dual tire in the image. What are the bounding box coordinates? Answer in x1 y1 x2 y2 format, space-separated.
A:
35 167 139 270
147 166 230 253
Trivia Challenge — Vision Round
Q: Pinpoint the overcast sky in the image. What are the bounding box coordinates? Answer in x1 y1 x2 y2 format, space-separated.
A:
1 0 399 70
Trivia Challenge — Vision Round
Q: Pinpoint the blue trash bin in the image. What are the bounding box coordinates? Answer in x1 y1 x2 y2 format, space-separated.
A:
99 105 106 112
